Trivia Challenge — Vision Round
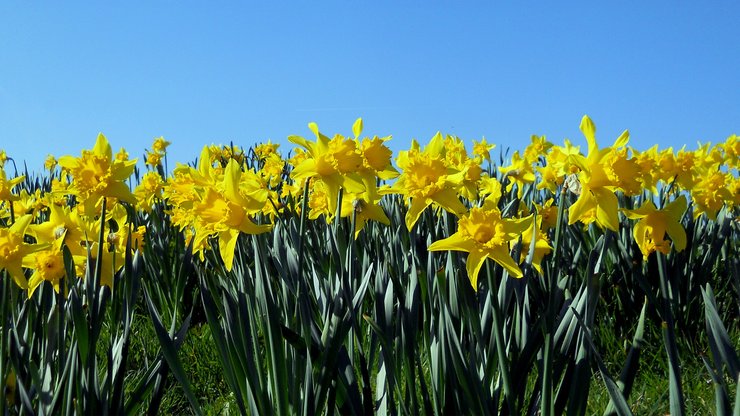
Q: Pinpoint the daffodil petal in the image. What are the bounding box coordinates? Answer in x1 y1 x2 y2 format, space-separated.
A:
593 188 619 231
405 198 429 231
465 249 488 291
489 246 523 278
624 199 657 219
580 115 598 156
664 196 688 222
568 191 594 226
428 232 477 253
93 133 113 159
666 219 687 252
219 229 239 272
431 188 466 217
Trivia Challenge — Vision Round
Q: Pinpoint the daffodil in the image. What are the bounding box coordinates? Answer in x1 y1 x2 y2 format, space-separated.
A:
603 147 642 196
720 134 738 169
499 151 536 198
694 142 724 171
523 134 553 164
44 155 58 171
358 135 398 180
519 216 553 275
442 135 469 168
673 147 698 189
449 157 483 201
145 151 163 168
258 153 286 188
254 140 280 159
209 144 245 166
339 190 390 239
535 163 564 194
57 133 137 216
134 171 165 211
477 175 503 207
691 171 732 220
151 136 171 153
289 121 368 216
567 115 624 231
23 237 73 297
0 168 25 202
307 180 332 222
624 197 687 259
30 203 96 258
82 242 122 289
0 215 48 288
191 159 272 270
0 188 49 221
472 138 496 162
389 133 466 230
534 198 559 232
631 145 659 193
428 207 533 290
543 140 583 197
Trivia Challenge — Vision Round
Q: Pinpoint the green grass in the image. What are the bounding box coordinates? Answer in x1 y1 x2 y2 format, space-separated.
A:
588 313 738 415
124 312 236 415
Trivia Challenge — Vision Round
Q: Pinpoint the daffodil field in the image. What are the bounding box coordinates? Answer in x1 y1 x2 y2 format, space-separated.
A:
0 116 738 415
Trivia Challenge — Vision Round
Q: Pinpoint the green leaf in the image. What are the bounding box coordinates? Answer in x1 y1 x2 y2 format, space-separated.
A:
571 308 634 416
144 288 203 416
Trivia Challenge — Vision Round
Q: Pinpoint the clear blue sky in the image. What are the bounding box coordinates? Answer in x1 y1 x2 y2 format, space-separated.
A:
1 2 738 172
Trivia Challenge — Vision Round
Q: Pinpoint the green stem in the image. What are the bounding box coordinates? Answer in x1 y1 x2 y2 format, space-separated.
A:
551 186 567 261
657 252 685 416
295 180 313 346
541 187 566 416
0 272 9 416
8 199 15 224
541 332 554 416
487 262 515 415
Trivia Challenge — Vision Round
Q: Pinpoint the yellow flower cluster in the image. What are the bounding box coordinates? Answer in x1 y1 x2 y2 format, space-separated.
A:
165 146 272 270
145 136 171 168
0 116 736 296
288 119 397 238
0 134 145 296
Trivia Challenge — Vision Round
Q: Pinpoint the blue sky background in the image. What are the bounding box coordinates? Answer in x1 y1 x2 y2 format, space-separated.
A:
1 2 738 172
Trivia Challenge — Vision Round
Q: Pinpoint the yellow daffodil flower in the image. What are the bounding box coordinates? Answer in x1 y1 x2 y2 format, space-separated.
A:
519 216 553 275
534 198 559 232
631 145 659 193
45 155 58 171
23 236 81 297
472 138 496 162
57 133 137 216
0 215 48 288
389 133 466 230
152 136 171 153
340 192 391 239
289 121 368 216
429 207 533 290
499 151 536 198
691 171 733 220
358 135 399 181
477 175 503 208
720 134 738 169
134 171 165 211
0 168 25 202
524 135 553 165
567 115 624 231
624 197 687 259
191 160 272 271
